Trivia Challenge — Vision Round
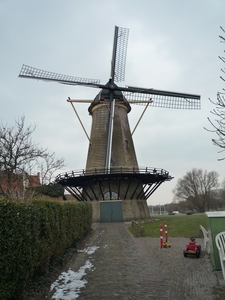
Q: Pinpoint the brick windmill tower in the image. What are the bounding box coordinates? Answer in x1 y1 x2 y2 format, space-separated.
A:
19 26 200 222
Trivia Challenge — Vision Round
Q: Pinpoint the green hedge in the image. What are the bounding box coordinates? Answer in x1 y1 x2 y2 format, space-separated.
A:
0 199 92 300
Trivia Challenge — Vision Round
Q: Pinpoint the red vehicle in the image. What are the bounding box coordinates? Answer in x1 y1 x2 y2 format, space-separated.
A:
183 237 201 258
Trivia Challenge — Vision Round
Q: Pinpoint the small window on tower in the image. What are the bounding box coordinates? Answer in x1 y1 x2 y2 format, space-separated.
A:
125 140 129 149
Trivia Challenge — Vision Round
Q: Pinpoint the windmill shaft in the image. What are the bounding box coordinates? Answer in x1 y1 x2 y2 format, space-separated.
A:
105 94 115 171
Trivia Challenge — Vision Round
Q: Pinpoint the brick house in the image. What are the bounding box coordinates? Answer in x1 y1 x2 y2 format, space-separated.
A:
0 171 40 200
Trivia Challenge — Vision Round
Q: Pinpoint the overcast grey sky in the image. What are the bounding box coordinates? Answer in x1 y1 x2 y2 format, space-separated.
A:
0 0 224 205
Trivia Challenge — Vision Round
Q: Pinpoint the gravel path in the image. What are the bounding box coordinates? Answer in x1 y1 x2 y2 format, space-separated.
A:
78 223 219 299
26 222 225 300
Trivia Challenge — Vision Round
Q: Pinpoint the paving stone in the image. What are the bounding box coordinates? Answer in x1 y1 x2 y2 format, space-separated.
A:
47 222 222 300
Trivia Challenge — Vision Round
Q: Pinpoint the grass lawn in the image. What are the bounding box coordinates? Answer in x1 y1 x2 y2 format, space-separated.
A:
129 213 208 238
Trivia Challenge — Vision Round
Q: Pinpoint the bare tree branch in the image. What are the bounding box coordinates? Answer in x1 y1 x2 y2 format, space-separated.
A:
173 169 220 212
205 27 225 160
0 116 65 200
37 153 65 185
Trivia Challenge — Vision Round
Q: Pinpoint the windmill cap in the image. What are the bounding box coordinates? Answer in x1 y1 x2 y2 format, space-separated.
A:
88 83 131 115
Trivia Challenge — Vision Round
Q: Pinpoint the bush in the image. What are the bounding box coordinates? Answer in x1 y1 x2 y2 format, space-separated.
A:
0 199 92 300
33 184 64 197
186 211 193 215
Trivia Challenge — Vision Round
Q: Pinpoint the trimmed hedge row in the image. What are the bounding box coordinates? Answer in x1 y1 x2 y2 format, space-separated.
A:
0 199 92 300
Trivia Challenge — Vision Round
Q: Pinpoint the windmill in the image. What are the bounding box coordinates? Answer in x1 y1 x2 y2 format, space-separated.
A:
19 26 200 222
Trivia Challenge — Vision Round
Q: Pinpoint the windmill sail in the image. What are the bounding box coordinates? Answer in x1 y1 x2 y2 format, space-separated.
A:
123 90 201 109
19 64 101 87
105 26 129 171
111 26 129 82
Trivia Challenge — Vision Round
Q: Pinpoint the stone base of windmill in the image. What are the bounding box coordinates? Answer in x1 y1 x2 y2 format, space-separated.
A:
91 199 150 223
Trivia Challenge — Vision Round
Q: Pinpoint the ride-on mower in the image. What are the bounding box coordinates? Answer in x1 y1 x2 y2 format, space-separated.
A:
183 237 201 258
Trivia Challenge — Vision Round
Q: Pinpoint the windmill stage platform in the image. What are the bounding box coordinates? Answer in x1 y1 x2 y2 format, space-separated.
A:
55 166 173 222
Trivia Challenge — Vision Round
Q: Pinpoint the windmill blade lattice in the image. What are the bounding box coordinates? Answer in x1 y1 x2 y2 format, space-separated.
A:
111 26 129 83
19 64 101 87
123 90 201 109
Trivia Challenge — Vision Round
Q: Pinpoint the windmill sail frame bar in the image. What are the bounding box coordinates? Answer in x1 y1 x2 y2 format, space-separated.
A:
19 64 101 85
19 65 201 109
124 91 201 109
111 26 129 83
19 63 200 109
